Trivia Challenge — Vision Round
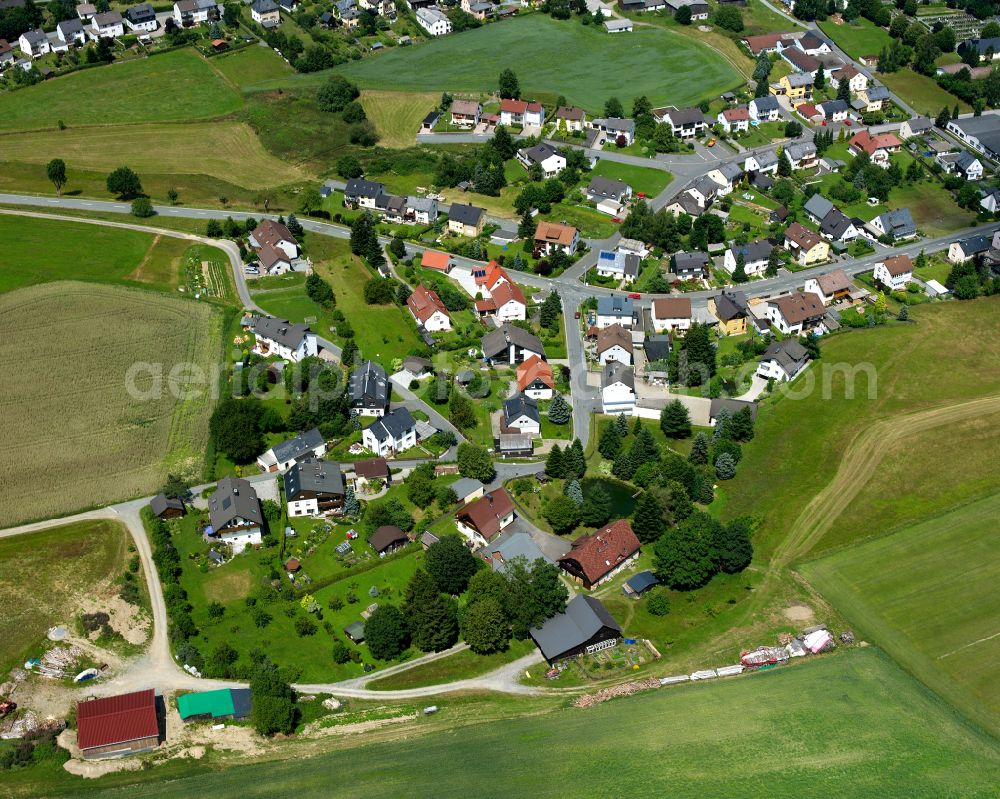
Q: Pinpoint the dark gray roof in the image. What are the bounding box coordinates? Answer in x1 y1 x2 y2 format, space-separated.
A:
948 114 1000 157
271 427 324 464
955 233 991 255
150 493 183 515
955 150 979 171
962 35 1000 55
344 177 385 199
760 339 809 374
592 117 635 134
753 149 778 168
625 570 659 594
710 397 758 421
285 458 344 501
730 239 772 264
485 530 552 572
820 209 855 239
252 0 278 12
602 360 635 390
691 174 719 198
597 294 634 317
751 96 780 112
93 9 122 24
253 316 312 350
449 202 485 226
714 290 748 322
230 688 252 720
21 28 47 43
588 176 630 200
126 3 155 21
481 323 545 359
530 595 622 661
365 407 417 443
209 477 263 531
519 142 563 164
451 477 484 498
876 208 916 238
643 334 671 362
503 393 540 425
349 360 389 409
714 161 743 183
803 193 834 222
665 106 707 126
865 85 890 101
904 116 932 134
59 17 84 33
672 251 708 272
820 99 850 116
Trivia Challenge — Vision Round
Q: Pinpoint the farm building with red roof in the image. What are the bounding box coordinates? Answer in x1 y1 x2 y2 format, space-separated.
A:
558 519 641 589
76 689 160 759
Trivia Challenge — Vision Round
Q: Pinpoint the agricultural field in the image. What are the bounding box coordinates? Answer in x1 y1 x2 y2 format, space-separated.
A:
0 520 132 672
0 50 243 131
588 160 673 198
359 90 441 149
803 492 1000 739
19 649 1000 798
320 16 742 111
0 282 222 527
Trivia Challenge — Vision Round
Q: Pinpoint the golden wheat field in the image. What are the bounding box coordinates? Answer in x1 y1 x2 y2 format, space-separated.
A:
0 282 222 527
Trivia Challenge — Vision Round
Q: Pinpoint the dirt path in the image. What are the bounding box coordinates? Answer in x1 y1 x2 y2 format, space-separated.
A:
776 393 1000 566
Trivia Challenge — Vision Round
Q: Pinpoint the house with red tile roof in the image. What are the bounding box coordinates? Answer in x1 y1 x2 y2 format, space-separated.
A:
455 488 516 547
407 284 451 332
718 105 750 133
516 354 554 399
849 130 902 167
474 279 526 321
558 519 641 589
420 250 452 273
499 98 544 127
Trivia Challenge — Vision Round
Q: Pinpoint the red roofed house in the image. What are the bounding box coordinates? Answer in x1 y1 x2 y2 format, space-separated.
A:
718 106 750 133
741 32 796 55
475 279 527 321
558 519 641 589
249 219 300 276
76 689 160 759
420 250 452 273
474 260 511 296
849 130 902 167
516 354 555 399
795 102 821 122
455 488 515 548
407 284 452 332
499 98 544 128
534 220 579 255
765 291 826 335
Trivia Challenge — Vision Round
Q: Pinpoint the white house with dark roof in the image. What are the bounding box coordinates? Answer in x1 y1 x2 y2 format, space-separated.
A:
757 338 809 382
870 208 916 241
706 161 743 195
344 178 386 209
257 427 327 473
481 323 546 364
125 3 158 31
501 393 540 436
92 10 125 37
590 117 635 146
745 149 779 174
18 29 50 57
284 458 344 517
174 0 220 25
601 362 636 414
723 239 772 277
595 250 641 283
416 5 451 34
349 360 390 416
596 294 635 329
516 142 566 178
749 96 781 122
57 17 87 44
363 408 418 457
252 317 318 362
208 477 264 553
587 176 632 205
655 106 708 139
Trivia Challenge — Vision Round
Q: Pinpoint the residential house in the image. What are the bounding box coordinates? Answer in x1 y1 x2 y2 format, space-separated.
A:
349 360 390 417
249 219 299 272
18 29 49 57
76 3 97 19
455 488 515 547
900 116 933 140
938 149 983 181
848 129 901 166
723 239 772 277
481 323 546 364
285 459 345 517
803 269 855 305
344 178 386 208
474 260 512 297
534 220 579 255
670 250 710 280
352 457 390 490
362 408 418 457
416 5 451 34
744 149 779 174
516 142 566 178
619 0 668 11
530 595 623 664
780 45 820 74
946 114 1000 161
516 354 555 399
208 477 264 552
474 279 527 321
91 9 125 36
803 193 834 225
982 186 1000 213
870 208 916 241
742 32 797 55
256 427 327 473
665 0 708 18
407 284 452 332
450 99 481 127
481 530 559 572
461 0 493 19
595 294 635 328
706 161 744 195
596 323 633 366
0 39 13 68
651 296 692 333
601 361 636 414
77 690 159 760
656 106 708 139
873 253 913 290
795 101 822 123
251 316 318 362
718 105 751 133
757 338 810 381
785 142 818 172
642 334 671 366
617 237 649 259
125 3 158 31
765 291 825 335
420 249 452 273
499 98 544 127
176 0 220 25
749 95 781 122
663 191 705 219
558 518 641 589
370 525 408 556
794 30 830 55
958 35 1000 61
773 71 814 101
595 249 641 283
820 209 861 244
590 117 636 146
501 393 540 436
587 176 632 205
448 202 485 236
708 290 749 336
150 493 185 519
818 98 850 122
948 233 991 263
402 355 432 377
57 17 87 44
687 175 719 208
858 84 891 112
554 105 586 131
406 195 438 224
784 222 829 265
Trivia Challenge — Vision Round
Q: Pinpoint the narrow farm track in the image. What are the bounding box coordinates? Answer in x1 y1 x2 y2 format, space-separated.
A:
777 393 1000 566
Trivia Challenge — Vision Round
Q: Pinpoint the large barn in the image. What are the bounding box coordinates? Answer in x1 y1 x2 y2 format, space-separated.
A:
76 689 160 759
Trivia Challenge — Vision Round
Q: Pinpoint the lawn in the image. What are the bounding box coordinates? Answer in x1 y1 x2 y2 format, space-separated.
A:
879 69 973 116
210 44 294 89
359 90 440 149
30 649 1000 798
803 492 1000 740
588 160 672 197
817 18 892 59
366 638 536 690
0 49 243 131
309 16 741 111
0 282 222 527
0 520 132 673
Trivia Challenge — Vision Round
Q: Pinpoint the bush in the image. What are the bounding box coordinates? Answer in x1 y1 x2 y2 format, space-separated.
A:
332 640 351 664
131 197 154 217
646 590 671 616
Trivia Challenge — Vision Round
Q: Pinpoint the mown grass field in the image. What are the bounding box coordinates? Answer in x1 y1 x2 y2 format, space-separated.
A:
0 122 310 190
23 649 1000 798
588 159 672 197
210 45 294 89
0 520 130 672
359 90 440 149
367 639 536 690
818 18 891 57
0 50 243 131
0 282 222 527
316 16 742 110
803 492 1000 739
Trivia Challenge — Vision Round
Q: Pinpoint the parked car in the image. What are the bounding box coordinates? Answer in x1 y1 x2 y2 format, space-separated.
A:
574 310 581 319
629 292 641 299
